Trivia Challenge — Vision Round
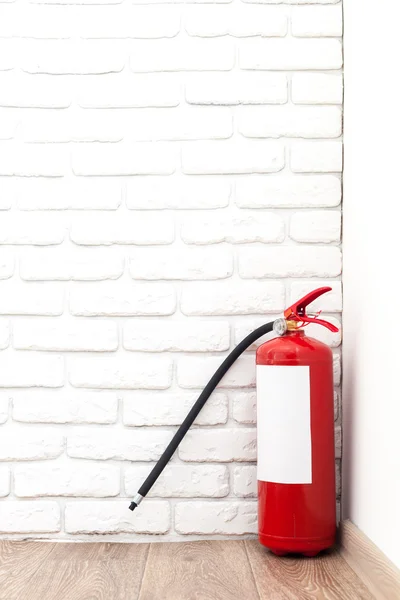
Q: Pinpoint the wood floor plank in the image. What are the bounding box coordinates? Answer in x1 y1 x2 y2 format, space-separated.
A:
340 520 400 600
0 541 58 600
245 541 376 600
139 540 260 600
0 539 380 600
3 542 149 600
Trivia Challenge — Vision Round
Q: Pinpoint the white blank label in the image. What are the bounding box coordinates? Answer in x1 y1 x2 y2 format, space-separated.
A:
257 365 312 484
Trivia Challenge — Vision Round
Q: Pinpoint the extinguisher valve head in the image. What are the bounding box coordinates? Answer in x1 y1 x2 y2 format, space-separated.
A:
284 286 339 333
273 318 288 336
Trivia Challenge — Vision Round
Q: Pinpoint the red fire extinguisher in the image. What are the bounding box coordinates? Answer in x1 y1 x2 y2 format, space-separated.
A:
256 287 338 556
129 287 338 557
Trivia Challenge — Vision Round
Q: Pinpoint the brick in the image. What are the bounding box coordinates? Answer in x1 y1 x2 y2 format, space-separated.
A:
0 501 60 533
0 282 63 315
20 248 124 281
290 210 341 242
181 281 285 315
0 40 15 71
0 395 8 423
335 424 341 457
13 319 118 351
72 143 178 176
28 108 229 144
123 320 229 352
292 73 343 104
0 72 72 108
175 501 257 535
241 0 341 4
32 0 121 4
21 111 123 143
45 5 181 39
0 177 13 209
181 212 284 244
240 38 342 70
125 464 229 498
289 281 342 312
235 175 341 208
179 429 256 462
70 282 176 316
125 107 233 141
336 460 341 497
0 251 14 279
123 392 228 426
0 428 64 460
14 462 120 497
0 466 9 497
232 391 257 423
22 40 124 74
233 465 257 497
5 6 176 39
65 501 170 534
334 390 340 421
0 354 64 387
16 178 122 211
69 356 173 389
238 246 342 278
0 9 11 37
129 247 233 280
130 0 231 3
0 112 17 140
182 141 285 174
16 5 73 38
126 176 231 210
0 143 67 176
67 428 172 461
0 215 65 245
178 355 256 389
130 39 235 72
291 141 343 172
334 353 341 387
13 391 118 424
78 74 181 108
184 6 287 37
186 73 287 105
0 318 9 349
291 5 342 37
238 106 342 138
70 214 174 246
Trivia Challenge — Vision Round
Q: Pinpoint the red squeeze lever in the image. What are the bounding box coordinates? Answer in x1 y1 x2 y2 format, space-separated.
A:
284 286 339 332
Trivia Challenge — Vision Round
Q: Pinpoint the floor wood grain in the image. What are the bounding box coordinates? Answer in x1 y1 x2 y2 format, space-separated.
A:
245 541 375 600
0 541 58 600
139 540 259 600
30 542 149 600
0 539 377 600
340 520 400 600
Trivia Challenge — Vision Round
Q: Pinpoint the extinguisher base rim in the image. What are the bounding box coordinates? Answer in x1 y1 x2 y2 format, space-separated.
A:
259 532 336 554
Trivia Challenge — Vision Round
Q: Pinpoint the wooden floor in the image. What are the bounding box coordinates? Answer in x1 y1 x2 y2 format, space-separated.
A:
0 540 375 600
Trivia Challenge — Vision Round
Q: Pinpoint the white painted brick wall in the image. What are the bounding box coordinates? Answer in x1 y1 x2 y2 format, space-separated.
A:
0 0 342 543
123 392 228 426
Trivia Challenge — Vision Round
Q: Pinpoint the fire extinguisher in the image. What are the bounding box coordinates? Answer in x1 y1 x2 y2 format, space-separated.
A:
129 286 338 557
256 287 338 556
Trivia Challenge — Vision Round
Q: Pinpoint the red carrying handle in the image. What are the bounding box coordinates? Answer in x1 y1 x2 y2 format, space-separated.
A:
284 286 339 332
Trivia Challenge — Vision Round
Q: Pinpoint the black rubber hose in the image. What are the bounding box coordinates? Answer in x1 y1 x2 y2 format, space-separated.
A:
129 319 276 511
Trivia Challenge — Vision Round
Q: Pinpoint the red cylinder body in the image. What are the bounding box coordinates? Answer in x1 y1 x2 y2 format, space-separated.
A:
256 329 336 556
